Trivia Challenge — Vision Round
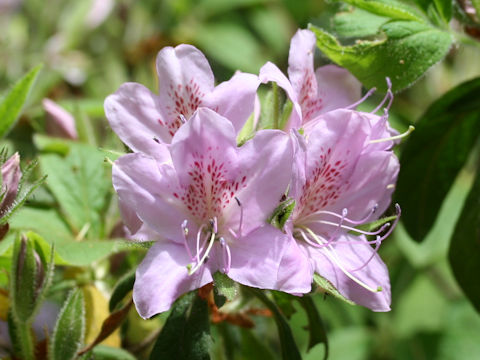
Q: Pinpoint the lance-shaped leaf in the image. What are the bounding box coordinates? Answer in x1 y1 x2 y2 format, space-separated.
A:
49 289 85 360
0 65 42 138
248 288 301 360
396 77 480 241
310 20 452 92
448 168 480 313
109 269 135 312
339 0 425 22
149 292 212 360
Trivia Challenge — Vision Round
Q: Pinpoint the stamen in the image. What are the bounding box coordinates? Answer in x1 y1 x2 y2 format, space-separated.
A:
318 220 391 236
326 208 347 243
196 224 206 263
210 217 218 234
369 125 414 144
189 231 216 275
220 237 231 273
302 227 382 293
153 137 160 144
179 114 187 124
345 87 377 110
301 204 378 226
235 197 243 239
371 77 393 114
181 220 194 261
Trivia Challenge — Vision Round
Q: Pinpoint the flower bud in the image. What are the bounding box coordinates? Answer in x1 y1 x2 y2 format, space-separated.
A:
0 153 21 218
42 98 78 140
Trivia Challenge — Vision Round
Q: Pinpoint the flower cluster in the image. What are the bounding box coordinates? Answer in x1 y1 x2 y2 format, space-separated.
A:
105 29 401 319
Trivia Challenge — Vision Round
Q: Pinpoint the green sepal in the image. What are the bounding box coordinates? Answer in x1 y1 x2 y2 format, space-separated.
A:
269 198 295 231
109 268 135 312
213 271 238 308
49 288 86 360
313 273 355 306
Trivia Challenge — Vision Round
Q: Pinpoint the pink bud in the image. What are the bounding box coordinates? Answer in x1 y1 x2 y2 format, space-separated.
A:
42 98 78 140
0 153 21 217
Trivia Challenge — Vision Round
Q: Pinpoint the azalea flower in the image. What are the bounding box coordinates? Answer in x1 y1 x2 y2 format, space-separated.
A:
259 29 362 130
279 109 400 311
105 44 259 160
112 108 309 318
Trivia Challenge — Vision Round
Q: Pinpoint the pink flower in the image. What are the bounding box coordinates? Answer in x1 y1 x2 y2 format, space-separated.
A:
259 29 361 130
279 109 400 311
105 45 259 160
42 99 78 140
0 153 21 217
113 108 307 318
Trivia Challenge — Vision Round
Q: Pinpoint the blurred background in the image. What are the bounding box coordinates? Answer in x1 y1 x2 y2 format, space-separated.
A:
1 0 480 359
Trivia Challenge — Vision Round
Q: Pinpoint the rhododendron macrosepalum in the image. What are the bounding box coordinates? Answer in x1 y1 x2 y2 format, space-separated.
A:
259 29 362 130
112 108 310 318
278 109 400 311
104 44 259 160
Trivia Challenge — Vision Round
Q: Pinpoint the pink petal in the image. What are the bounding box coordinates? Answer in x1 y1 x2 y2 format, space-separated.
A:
227 225 310 293
42 99 78 140
314 65 362 114
259 61 302 129
156 45 214 125
287 29 317 102
304 234 391 311
203 72 260 133
112 153 190 243
134 241 212 318
104 83 173 157
228 129 294 234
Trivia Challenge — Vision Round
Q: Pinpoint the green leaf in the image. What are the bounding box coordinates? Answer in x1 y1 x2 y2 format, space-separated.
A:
193 23 267 73
248 288 302 360
433 0 452 22
87 345 136 360
472 0 480 17
448 169 480 313
310 21 452 92
269 198 295 231
0 65 42 138
109 268 135 312
39 143 110 238
213 271 237 302
271 291 297 319
339 0 425 22
313 274 355 306
150 292 212 360
333 8 389 38
33 134 72 155
395 77 480 241
49 289 86 360
297 296 328 357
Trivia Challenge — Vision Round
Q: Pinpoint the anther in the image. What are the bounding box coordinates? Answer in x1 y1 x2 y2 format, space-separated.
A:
235 196 244 239
153 137 160 144
181 220 193 261
179 114 187 124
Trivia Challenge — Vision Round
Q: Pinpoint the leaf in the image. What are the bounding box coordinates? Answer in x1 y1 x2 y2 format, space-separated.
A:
448 169 480 313
297 296 328 357
150 292 212 360
310 21 452 92
87 345 136 360
271 291 297 319
333 8 389 38
213 271 237 302
0 65 42 138
313 274 355 306
395 77 480 241
109 268 135 312
49 289 85 360
39 143 110 238
248 288 302 360
433 0 452 23
193 22 267 73
339 0 425 22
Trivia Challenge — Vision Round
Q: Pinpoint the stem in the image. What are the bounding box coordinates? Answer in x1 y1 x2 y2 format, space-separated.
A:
15 319 35 360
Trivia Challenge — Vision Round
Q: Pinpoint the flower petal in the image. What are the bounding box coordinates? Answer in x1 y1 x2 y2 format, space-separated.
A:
314 65 361 114
227 225 310 292
305 234 391 311
112 153 189 243
287 29 316 100
203 72 260 133
42 99 78 140
104 82 173 156
259 61 302 129
228 129 294 234
156 45 214 125
133 241 212 318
